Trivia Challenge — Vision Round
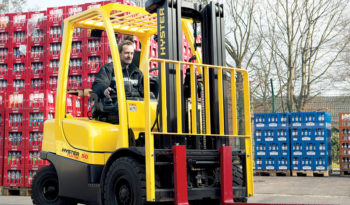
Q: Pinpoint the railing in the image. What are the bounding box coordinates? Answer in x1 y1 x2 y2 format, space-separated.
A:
143 58 254 201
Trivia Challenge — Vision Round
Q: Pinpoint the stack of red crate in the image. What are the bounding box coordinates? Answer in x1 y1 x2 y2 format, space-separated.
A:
0 93 5 185
3 108 25 187
27 11 47 93
45 6 66 91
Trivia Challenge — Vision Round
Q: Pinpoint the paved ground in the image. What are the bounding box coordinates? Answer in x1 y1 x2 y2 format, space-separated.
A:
0 175 349 205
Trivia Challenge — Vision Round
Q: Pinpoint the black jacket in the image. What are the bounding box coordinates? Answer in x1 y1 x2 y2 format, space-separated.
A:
92 62 144 99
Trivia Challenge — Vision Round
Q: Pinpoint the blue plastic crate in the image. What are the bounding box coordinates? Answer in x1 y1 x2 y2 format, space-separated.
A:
254 128 263 142
303 142 317 156
291 156 301 170
300 127 314 142
265 113 289 128
263 156 278 170
291 142 303 156
315 141 331 157
291 112 303 127
276 127 289 142
314 127 330 141
254 113 267 128
303 112 331 127
255 142 267 157
314 156 332 171
291 128 301 142
261 128 276 142
300 156 314 171
255 156 264 170
254 128 276 143
276 156 290 170
278 142 289 156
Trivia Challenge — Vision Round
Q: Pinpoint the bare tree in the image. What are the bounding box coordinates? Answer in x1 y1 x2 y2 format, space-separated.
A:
263 0 349 112
0 0 26 13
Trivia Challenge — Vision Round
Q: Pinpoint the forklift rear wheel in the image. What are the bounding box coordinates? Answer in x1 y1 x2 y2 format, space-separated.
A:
103 157 145 205
31 165 77 205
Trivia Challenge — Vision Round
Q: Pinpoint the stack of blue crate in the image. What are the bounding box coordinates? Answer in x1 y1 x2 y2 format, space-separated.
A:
254 113 290 172
290 112 332 174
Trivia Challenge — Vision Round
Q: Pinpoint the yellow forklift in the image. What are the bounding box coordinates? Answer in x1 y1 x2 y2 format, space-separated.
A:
31 1 254 204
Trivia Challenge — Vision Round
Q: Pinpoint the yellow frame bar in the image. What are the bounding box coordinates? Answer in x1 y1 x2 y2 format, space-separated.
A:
176 63 183 133
190 64 197 134
144 58 254 198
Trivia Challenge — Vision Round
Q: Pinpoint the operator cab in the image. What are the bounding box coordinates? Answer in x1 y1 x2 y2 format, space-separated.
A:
87 33 159 124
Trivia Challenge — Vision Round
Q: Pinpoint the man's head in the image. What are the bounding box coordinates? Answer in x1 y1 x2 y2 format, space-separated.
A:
118 40 135 67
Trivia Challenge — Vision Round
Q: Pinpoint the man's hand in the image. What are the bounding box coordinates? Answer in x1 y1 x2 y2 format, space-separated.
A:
104 87 114 98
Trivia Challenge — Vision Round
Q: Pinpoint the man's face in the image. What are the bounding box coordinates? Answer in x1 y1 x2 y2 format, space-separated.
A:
120 44 134 66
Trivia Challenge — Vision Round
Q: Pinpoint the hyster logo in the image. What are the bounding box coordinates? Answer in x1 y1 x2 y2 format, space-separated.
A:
159 8 166 56
62 148 79 159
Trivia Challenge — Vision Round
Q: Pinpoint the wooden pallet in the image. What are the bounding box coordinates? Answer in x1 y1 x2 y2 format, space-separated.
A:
340 170 350 176
67 89 84 96
0 187 31 196
292 170 329 177
255 170 291 176
84 88 92 97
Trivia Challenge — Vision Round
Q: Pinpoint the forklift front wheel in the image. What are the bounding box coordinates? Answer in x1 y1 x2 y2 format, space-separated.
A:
31 165 77 205
103 157 145 205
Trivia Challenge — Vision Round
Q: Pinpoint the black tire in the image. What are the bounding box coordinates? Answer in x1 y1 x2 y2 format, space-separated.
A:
103 157 145 205
31 165 77 205
233 164 248 203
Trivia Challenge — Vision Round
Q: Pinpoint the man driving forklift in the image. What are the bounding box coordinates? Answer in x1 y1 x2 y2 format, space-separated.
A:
92 38 144 99
91 38 144 123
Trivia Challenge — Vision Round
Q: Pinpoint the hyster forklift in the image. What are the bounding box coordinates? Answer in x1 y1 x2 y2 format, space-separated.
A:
31 1 255 205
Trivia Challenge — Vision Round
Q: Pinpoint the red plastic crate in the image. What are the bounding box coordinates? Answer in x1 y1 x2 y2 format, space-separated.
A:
67 74 83 90
4 129 26 151
46 74 58 91
46 6 66 25
0 48 11 64
12 46 27 65
83 96 93 117
5 108 26 132
6 92 25 108
74 96 83 117
83 72 97 89
66 94 75 115
25 150 49 167
28 45 45 63
24 164 48 187
28 75 45 91
0 63 9 75
10 12 29 31
26 108 55 132
0 78 8 93
86 37 105 55
66 4 87 40
8 74 27 92
0 14 11 32
85 55 103 74
0 93 6 110
29 62 45 77
26 130 44 151
27 11 47 46
27 90 55 109
46 25 62 43
3 166 24 187
46 42 61 60
4 149 25 169
85 2 104 10
46 59 59 76
0 31 10 48
0 109 4 126
69 57 84 75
